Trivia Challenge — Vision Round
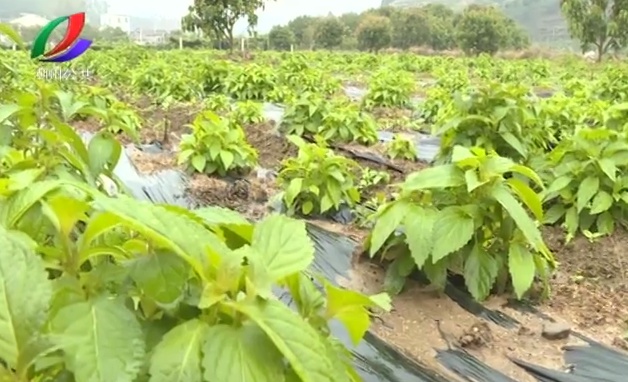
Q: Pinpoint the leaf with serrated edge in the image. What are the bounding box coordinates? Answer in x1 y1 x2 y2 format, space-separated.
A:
324 282 377 345
404 206 437 268
250 214 313 280
51 297 145 382
91 195 230 276
464 243 498 301
149 319 208 382
576 176 599 213
430 207 474 262
0 227 52 371
129 250 189 306
230 299 338 382
369 201 408 256
202 323 284 382
508 243 536 299
589 191 613 214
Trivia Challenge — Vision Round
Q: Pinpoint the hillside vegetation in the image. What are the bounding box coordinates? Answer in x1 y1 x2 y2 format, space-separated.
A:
382 0 572 45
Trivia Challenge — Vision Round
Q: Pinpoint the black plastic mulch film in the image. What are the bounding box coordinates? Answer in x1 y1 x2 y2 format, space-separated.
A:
108 137 628 382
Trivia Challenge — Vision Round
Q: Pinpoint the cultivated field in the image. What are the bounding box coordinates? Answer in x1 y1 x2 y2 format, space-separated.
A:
1 46 627 380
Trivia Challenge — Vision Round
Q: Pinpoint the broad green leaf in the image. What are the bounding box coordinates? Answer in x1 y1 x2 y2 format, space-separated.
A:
403 206 436 268
464 243 498 301
597 158 617 181
508 243 536 299
510 164 544 188
464 169 487 192
596 212 614 235
490 184 550 259
129 250 190 306
51 297 145 382
589 191 613 214
545 175 573 195
403 164 465 192
191 155 206 172
193 206 253 244
506 178 543 220
149 319 208 382
78 212 121 252
324 282 378 345
91 195 230 277
500 131 527 158
576 176 599 213
369 201 408 256
0 227 52 371
219 151 234 169
41 194 89 238
543 204 566 224
0 104 20 124
250 214 313 280
88 132 121 176
230 299 338 382
430 207 474 262
0 180 66 227
202 324 284 382
564 206 578 238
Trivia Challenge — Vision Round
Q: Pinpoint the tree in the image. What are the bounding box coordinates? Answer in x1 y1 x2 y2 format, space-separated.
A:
392 8 432 49
268 25 294 50
561 0 628 62
182 0 273 51
287 16 316 49
455 6 510 55
314 17 344 50
339 12 362 35
501 18 530 50
356 15 392 52
424 4 457 50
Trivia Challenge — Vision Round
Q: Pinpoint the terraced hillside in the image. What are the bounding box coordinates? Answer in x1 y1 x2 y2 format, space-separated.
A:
382 0 572 45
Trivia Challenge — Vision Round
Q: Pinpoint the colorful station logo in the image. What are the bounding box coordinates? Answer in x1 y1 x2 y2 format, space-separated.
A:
30 12 92 62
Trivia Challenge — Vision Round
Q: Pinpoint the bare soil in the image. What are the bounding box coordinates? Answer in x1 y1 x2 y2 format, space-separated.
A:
537 226 628 345
337 224 628 380
339 258 610 381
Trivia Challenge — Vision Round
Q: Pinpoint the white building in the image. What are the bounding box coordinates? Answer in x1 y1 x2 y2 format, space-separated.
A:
99 14 131 34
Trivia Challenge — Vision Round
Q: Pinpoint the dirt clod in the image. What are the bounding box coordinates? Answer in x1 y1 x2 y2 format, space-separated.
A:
541 322 571 340
458 321 492 348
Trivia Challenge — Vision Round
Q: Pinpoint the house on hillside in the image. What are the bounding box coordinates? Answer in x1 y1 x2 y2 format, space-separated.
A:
100 14 131 34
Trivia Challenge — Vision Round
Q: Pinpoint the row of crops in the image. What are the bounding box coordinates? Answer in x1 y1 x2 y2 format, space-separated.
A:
1 41 628 380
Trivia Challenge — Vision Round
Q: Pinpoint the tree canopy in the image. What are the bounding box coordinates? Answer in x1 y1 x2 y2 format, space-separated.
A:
561 0 628 61
182 0 273 50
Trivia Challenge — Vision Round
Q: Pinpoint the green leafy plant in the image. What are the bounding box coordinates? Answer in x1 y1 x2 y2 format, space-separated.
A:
433 81 537 163
363 70 415 109
385 134 417 161
278 136 361 216
0 189 390 381
225 64 277 100
280 94 378 144
367 145 555 301
178 111 258 175
204 93 232 114
358 168 390 192
543 127 628 240
230 100 265 125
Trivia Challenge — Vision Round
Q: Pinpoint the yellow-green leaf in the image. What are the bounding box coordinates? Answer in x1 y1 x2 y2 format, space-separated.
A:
202 324 284 382
149 319 208 382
